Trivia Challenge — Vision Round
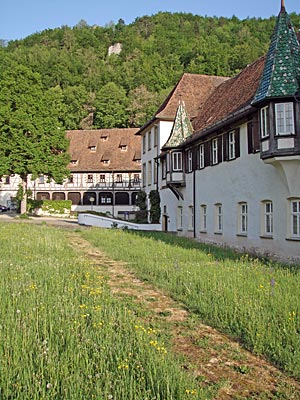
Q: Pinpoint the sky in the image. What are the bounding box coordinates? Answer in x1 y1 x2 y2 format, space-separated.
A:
1 0 300 42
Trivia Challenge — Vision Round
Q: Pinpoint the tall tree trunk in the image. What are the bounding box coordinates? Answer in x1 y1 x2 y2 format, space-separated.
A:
20 175 28 215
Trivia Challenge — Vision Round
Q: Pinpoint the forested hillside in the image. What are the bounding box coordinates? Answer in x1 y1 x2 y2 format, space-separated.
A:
1 12 300 129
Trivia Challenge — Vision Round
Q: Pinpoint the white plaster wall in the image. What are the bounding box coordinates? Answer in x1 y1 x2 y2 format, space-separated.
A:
161 122 300 261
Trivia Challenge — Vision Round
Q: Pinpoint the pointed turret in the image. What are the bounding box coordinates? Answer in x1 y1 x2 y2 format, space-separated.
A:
163 100 193 148
252 2 300 104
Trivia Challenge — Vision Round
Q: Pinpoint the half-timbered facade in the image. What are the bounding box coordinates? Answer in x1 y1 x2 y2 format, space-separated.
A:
142 2 300 261
0 128 141 218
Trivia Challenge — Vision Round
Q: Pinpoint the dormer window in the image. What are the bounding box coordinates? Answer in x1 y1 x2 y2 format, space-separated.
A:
275 102 295 135
101 135 108 141
102 160 110 165
120 145 127 151
89 145 96 152
71 159 78 165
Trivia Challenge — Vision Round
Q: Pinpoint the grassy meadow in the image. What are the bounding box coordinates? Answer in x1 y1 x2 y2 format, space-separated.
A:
81 228 300 379
0 223 211 399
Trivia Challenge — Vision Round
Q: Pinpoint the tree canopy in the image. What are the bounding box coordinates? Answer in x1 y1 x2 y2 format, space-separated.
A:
1 11 300 130
0 62 70 213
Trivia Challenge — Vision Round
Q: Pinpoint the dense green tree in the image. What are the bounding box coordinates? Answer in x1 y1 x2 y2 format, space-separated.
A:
93 82 128 128
0 63 70 213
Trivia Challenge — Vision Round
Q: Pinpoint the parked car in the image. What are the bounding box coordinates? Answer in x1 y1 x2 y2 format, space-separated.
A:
0 205 10 212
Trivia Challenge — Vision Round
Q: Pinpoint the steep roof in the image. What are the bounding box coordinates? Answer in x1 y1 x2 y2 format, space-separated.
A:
136 73 228 134
252 2 300 104
191 57 266 137
66 129 141 172
163 100 193 148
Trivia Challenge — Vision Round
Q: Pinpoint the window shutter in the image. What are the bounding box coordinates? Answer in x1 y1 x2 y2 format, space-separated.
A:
218 136 223 164
253 112 260 152
235 128 240 158
192 147 198 170
204 141 211 166
223 133 229 161
247 122 253 154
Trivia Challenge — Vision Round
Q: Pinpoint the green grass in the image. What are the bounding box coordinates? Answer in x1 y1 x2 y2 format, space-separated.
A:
81 228 300 378
0 223 211 399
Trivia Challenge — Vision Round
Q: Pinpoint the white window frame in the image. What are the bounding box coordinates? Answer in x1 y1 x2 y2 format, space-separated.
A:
142 163 146 187
200 204 207 232
290 199 300 238
187 150 193 172
263 201 273 236
214 203 223 233
177 206 183 230
154 126 158 147
172 152 183 171
239 202 248 235
212 138 218 165
275 102 295 136
260 106 269 138
199 144 205 169
228 131 236 160
148 131 151 150
116 174 122 183
142 135 146 154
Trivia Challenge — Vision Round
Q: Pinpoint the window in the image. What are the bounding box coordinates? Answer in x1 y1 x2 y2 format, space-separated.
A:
262 201 273 236
99 192 112 204
154 126 158 147
5 176 10 185
133 174 140 183
228 131 236 160
153 161 157 184
275 102 295 135
71 159 78 165
200 204 207 231
101 135 108 141
116 174 122 183
89 146 96 152
260 106 269 138
148 131 151 150
102 160 110 165
142 163 146 187
188 206 194 231
239 202 248 235
148 160 152 185
172 152 182 171
199 144 205 169
120 145 127 151
291 199 300 238
212 138 218 165
214 203 223 233
177 207 183 230
39 176 45 184
100 174 106 183
87 174 93 183
187 150 193 172
68 174 74 184
142 136 146 154
161 158 166 179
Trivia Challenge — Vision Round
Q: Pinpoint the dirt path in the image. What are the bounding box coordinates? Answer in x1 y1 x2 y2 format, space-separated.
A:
68 233 300 400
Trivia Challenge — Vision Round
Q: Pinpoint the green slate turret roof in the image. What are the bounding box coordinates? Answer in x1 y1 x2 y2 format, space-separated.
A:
163 100 193 148
252 1 300 105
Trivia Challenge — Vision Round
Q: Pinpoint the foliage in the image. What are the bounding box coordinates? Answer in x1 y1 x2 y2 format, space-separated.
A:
149 190 161 224
2 12 299 129
81 228 300 378
0 223 211 399
40 199 72 215
0 62 70 213
135 190 148 223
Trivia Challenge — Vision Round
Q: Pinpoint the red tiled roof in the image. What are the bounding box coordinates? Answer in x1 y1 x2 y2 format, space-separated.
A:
156 73 229 120
192 57 266 135
66 129 141 172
